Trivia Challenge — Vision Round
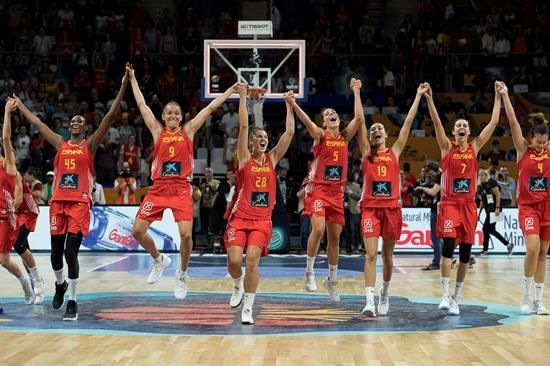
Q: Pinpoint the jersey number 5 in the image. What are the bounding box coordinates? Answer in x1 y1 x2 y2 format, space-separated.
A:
333 151 339 161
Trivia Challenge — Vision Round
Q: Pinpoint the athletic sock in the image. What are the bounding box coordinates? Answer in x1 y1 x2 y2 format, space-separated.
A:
328 264 338 282
243 293 255 310
68 279 78 301
233 277 242 288
29 267 41 282
440 277 450 297
54 269 65 285
306 256 316 273
382 280 390 295
535 283 544 302
453 282 464 300
523 277 534 298
365 287 375 303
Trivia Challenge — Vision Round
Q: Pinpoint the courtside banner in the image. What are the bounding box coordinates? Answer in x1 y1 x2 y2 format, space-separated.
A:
27 207 524 253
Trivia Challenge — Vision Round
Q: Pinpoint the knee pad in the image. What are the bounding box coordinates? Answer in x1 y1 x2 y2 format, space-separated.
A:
64 232 83 279
441 238 456 259
13 225 31 255
50 234 66 271
459 244 472 264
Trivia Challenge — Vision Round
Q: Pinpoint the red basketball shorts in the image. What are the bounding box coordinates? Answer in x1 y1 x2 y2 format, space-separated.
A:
137 184 193 222
519 201 550 241
360 207 403 240
0 219 17 253
437 200 477 244
302 183 344 226
224 217 272 256
50 201 91 236
17 212 38 232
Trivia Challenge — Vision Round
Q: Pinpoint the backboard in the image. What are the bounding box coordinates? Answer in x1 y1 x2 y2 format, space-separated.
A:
203 39 306 100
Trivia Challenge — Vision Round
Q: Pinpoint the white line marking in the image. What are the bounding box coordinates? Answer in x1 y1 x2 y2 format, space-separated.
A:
87 257 128 272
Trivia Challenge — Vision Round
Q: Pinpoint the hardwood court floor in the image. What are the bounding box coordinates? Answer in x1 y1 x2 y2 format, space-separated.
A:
0 253 548 366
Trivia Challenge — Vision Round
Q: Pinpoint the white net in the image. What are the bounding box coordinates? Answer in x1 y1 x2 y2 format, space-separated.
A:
246 87 266 128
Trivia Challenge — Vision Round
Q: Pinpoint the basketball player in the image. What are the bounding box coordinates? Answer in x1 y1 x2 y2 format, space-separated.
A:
359 83 428 316
1 98 35 306
425 81 502 315
498 82 549 315
224 85 295 324
13 170 45 304
12 69 128 320
289 78 363 302
126 64 238 300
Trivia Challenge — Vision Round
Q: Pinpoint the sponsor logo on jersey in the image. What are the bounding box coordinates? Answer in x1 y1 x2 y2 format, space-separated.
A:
444 219 453 233
313 199 323 212
226 228 236 242
363 218 373 233
525 217 534 231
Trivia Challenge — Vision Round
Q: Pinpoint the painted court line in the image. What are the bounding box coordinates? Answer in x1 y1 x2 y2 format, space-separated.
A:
87 257 128 272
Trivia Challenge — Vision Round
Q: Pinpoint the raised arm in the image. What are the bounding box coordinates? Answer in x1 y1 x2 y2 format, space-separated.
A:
2 98 18 175
88 69 128 154
269 93 296 166
343 78 364 142
472 81 501 154
424 84 451 155
14 172 23 210
497 82 528 157
288 92 324 143
185 83 238 137
236 84 251 169
12 95 63 150
392 83 426 158
127 64 163 140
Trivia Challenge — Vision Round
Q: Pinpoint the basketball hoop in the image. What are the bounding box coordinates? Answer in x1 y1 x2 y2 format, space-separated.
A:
246 87 266 127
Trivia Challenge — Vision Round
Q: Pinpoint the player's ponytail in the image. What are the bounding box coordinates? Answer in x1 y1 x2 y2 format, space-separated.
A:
367 143 377 163
528 112 549 137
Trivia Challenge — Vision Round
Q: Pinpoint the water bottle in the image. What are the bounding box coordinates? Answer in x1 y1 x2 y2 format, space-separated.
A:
83 206 177 251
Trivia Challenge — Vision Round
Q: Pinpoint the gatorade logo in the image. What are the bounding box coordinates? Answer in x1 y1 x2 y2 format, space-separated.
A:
525 217 534 231
444 220 453 233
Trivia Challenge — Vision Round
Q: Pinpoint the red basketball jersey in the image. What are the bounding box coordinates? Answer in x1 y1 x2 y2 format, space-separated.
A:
151 127 194 186
307 130 348 187
20 176 40 216
517 147 550 205
0 162 16 223
225 155 276 220
360 148 401 208
52 140 94 203
440 143 477 202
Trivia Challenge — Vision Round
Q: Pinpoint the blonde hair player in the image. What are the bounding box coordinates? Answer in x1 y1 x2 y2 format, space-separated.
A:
126 64 238 299
357 83 428 316
224 85 295 324
498 82 550 315
289 78 364 302
425 81 502 315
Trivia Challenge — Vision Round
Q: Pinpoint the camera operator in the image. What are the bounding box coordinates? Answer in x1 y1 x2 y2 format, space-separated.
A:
416 162 443 270
114 161 137 205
